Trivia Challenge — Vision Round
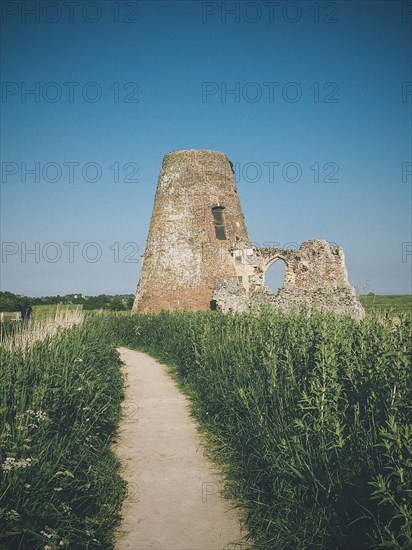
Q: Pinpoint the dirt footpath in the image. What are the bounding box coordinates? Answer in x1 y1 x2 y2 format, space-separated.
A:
114 347 248 550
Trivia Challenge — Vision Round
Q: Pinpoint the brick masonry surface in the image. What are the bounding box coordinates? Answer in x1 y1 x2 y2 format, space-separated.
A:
133 150 364 319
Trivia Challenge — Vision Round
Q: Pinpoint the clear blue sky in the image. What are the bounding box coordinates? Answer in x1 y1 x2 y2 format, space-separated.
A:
1 0 411 296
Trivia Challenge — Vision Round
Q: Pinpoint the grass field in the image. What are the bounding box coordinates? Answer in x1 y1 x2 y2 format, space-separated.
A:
1 296 411 321
360 295 411 314
1 302 411 548
0 313 125 549
1 304 83 323
110 308 412 549
32 304 82 318
0 306 84 350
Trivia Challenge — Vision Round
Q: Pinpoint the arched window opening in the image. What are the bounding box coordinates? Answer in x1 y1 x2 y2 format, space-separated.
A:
265 259 286 295
212 206 227 240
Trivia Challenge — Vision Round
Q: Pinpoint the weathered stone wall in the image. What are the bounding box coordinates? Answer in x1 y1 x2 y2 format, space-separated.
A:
213 280 250 313
213 240 365 319
133 149 364 319
133 150 249 312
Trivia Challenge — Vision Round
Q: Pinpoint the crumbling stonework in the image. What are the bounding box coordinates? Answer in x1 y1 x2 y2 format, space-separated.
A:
214 240 365 319
212 280 250 314
133 150 364 319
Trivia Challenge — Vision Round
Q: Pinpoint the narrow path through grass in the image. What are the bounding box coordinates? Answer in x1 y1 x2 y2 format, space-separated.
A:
114 347 248 550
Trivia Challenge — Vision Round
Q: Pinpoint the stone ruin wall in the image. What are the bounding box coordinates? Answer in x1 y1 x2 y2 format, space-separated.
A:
133 149 365 320
213 239 365 319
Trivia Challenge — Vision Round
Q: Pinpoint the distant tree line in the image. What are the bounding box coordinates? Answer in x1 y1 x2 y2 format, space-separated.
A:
0 291 134 312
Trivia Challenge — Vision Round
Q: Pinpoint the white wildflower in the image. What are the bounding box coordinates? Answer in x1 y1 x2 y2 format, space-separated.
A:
6 509 20 521
34 410 48 421
61 503 72 514
2 457 33 471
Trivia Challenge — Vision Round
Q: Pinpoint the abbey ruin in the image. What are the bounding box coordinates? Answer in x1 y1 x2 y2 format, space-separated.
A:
133 150 364 319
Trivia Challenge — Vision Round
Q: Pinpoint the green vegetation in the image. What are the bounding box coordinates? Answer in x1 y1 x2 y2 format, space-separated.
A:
0 316 125 549
2 291 411 315
360 295 412 314
1 298 411 549
0 291 134 313
110 309 412 549
0 292 26 313
0 305 82 324
30 304 83 321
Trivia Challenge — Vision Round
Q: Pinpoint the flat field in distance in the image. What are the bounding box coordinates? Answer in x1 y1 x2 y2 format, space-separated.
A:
360 295 411 314
0 304 83 322
1 298 411 319
31 304 83 321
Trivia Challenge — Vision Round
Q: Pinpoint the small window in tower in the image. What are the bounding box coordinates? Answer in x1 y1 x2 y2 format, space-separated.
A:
212 206 227 240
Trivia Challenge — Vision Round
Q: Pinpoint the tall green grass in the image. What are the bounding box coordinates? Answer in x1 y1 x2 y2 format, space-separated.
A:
0 316 125 549
0 305 84 351
111 309 412 549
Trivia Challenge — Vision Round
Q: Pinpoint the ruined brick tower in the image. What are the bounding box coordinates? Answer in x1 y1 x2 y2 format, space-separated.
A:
133 150 249 312
133 149 364 319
